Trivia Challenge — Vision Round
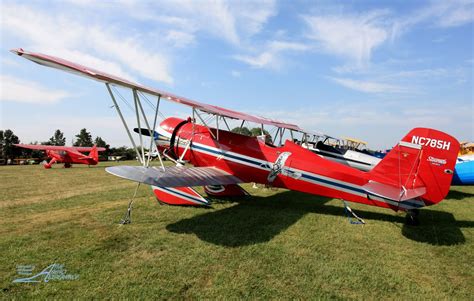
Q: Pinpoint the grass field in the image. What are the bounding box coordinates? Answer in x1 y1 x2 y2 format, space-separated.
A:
0 161 473 299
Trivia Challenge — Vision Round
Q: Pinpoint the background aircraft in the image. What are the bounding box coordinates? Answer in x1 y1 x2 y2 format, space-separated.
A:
14 144 105 168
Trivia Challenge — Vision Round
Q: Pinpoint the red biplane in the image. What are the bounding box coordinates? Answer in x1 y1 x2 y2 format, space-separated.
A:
14 144 105 168
12 48 460 225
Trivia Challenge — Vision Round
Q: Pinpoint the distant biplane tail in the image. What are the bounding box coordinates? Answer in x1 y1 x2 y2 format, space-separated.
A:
88 145 99 162
367 128 459 206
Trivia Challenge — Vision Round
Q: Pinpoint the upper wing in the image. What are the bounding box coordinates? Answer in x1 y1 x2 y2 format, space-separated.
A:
14 144 105 152
11 48 302 132
105 165 244 187
14 144 50 151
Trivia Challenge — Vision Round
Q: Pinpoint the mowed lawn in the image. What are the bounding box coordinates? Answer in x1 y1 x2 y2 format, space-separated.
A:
0 162 473 299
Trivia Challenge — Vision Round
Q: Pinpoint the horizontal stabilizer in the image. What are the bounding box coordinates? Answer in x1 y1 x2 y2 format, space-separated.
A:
363 180 426 202
106 165 244 187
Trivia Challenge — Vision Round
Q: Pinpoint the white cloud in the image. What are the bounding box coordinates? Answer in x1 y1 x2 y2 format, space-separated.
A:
233 40 310 69
303 10 389 66
164 30 196 48
86 29 173 84
392 1 474 40
429 0 474 27
0 75 69 104
234 52 275 69
118 0 276 46
191 0 276 45
329 77 409 94
231 70 241 78
229 0 277 37
1 3 173 84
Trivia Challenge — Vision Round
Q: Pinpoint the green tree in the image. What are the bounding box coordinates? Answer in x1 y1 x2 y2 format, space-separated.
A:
250 127 270 137
94 136 108 148
250 127 272 144
2 129 21 164
74 128 93 147
109 146 136 160
48 129 66 146
95 136 110 158
231 126 272 143
231 126 251 136
0 130 4 159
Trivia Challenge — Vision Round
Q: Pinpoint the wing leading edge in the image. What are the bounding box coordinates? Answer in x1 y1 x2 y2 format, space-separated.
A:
14 144 105 152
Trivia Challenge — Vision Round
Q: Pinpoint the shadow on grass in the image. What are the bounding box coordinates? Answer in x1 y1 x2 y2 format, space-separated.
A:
446 189 474 200
167 190 473 247
401 210 469 246
167 191 328 247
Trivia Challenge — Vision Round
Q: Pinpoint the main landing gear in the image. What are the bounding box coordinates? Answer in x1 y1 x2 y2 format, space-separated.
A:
120 200 133 225
342 201 366 224
119 183 140 225
405 209 420 226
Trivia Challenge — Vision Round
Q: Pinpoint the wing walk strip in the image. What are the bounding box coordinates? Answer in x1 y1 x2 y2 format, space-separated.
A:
189 142 425 210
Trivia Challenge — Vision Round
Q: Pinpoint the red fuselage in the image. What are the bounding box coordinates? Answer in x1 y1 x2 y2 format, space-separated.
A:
157 117 426 212
44 150 98 168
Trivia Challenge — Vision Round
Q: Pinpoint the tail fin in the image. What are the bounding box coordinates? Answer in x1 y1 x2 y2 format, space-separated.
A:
88 145 99 162
368 128 459 205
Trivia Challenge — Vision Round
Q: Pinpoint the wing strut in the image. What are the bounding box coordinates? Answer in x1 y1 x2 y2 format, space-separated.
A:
147 95 164 169
106 84 168 224
106 83 166 171
133 89 146 164
193 108 217 140
106 83 142 163
134 90 165 170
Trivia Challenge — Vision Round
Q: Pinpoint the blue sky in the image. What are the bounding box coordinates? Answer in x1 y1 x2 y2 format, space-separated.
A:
1 0 472 149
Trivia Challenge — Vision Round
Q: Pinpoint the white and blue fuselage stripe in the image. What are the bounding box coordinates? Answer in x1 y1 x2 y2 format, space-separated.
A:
153 186 209 205
191 142 425 210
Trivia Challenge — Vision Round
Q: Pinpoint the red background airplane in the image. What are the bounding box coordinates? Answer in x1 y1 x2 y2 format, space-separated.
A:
14 144 105 168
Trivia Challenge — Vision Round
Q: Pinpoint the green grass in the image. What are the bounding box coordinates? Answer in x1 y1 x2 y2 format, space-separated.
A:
0 162 473 299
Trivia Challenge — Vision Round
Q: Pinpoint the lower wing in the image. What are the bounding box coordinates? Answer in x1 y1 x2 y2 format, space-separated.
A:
106 166 244 187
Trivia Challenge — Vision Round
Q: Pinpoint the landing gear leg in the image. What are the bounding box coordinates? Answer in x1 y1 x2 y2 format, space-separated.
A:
405 209 420 226
120 199 133 225
119 183 140 225
342 200 365 224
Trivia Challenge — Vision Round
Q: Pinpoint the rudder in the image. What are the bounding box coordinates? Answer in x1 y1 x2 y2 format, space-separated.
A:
369 128 459 205
88 145 99 162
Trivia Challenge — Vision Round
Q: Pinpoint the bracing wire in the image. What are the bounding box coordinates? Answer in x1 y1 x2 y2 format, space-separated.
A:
111 86 135 113
138 91 166 119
